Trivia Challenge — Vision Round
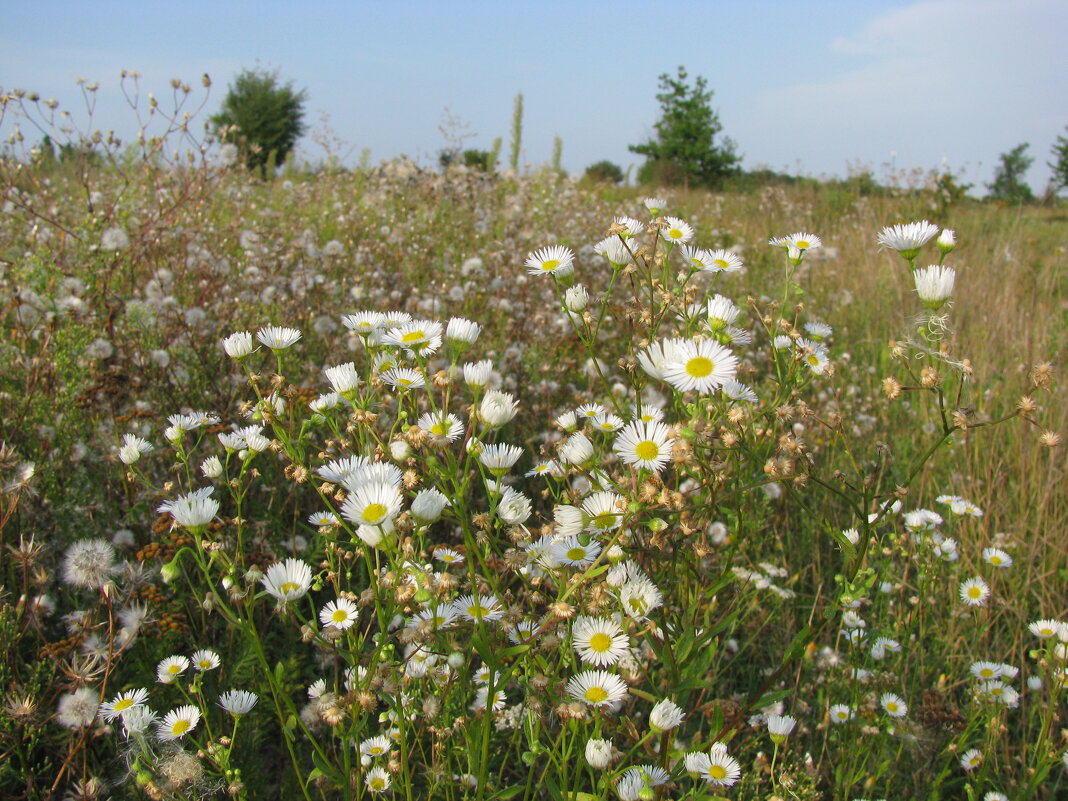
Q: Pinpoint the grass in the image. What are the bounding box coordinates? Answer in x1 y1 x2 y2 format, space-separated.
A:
0 108 1066 801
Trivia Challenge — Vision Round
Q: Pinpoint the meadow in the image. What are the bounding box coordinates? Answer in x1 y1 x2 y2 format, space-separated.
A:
1 93 1066 801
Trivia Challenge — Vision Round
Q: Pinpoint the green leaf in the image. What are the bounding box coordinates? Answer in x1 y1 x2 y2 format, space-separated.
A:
311 750 344 788
487 787 524 800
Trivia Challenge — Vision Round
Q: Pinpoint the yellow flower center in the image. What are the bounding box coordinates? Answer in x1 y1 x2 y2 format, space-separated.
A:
401 330 426 343
968 587 982 598
171 719 190 735
589 632 612 652
363 503 387 523
431 423 447 436
686 356 713 378
468 604 488 618
634 440 659 461
795 240 810 249
592 513 614 530
167 664 182 674
541 259 559 271
709 764 727 780
714 259 728 268
566 546 587 561
807 354 820 366
371 778 385 790
989 556 1002 565
669 228 682 239
114 698 133 712
584 686 608 704
332 609 348 623
886 703 898 712
690 257 703 267
280 581 300 595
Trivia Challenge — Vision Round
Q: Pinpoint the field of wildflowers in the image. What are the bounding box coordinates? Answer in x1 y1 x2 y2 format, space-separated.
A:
1 84 1067 801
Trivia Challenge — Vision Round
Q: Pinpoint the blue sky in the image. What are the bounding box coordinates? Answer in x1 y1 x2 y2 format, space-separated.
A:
3 0 1065 191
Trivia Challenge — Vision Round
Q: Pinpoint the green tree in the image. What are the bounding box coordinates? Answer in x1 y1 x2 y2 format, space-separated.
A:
583 160 624 184
630 66 740 188
211 68 307 175
987 142 1034 203
1048 126 1068 194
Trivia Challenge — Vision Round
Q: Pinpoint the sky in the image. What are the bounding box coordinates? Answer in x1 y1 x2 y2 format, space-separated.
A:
2 0 1066 192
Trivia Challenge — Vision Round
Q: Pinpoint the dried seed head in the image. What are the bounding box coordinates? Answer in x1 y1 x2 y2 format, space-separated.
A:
1040 430 1062 448
882 377 902 399
1030 362 1054 389
920 367 940 388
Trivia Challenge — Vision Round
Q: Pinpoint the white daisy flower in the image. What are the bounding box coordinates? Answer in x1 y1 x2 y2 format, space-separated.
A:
261 558 313 607
581 491 624 533
705 294 742 331
552 536 602 568
364 766 391 793
649 698 685 732
218 690 258 716
620 578 663 620
163 489 220 529
572 615 629 667
914 264 956 310
222 331 256 359
256 326 302 350
381 367 426 390
982 547 1013 568
959 576 990 607
453 593 505 623
594 236 632 267
446 316 481 344
341 310 385 335
566 669 628 708
324 362 360 396
960 748 982 771
156 705 201 741
880 692 908 718
707 248 744 273
613 420 674 473
382 320 443 356
99 688 150 722
877 220 939 259
360 734 392 758
479 443 524 476
118 433 153 465
498 487 532 525
661 216 694 244
662 338 738 394
829 704 852 723
525 244 575 277
191 649 221 671
1029 618 1061 638
157 655 190 684
480 390 519 427
340 481 403 528
320 598 359 630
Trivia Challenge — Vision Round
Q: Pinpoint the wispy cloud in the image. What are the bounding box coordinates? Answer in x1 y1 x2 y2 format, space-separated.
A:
745 0 1067 181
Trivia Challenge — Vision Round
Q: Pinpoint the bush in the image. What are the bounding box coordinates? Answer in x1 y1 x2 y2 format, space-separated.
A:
583 160 624 184
210 68 307 175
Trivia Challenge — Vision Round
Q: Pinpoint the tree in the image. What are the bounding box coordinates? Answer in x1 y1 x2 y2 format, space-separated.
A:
986 142 1034 203
630 66 739 189
583 160 624 184
211 68 307 174
1048 127 1068 195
